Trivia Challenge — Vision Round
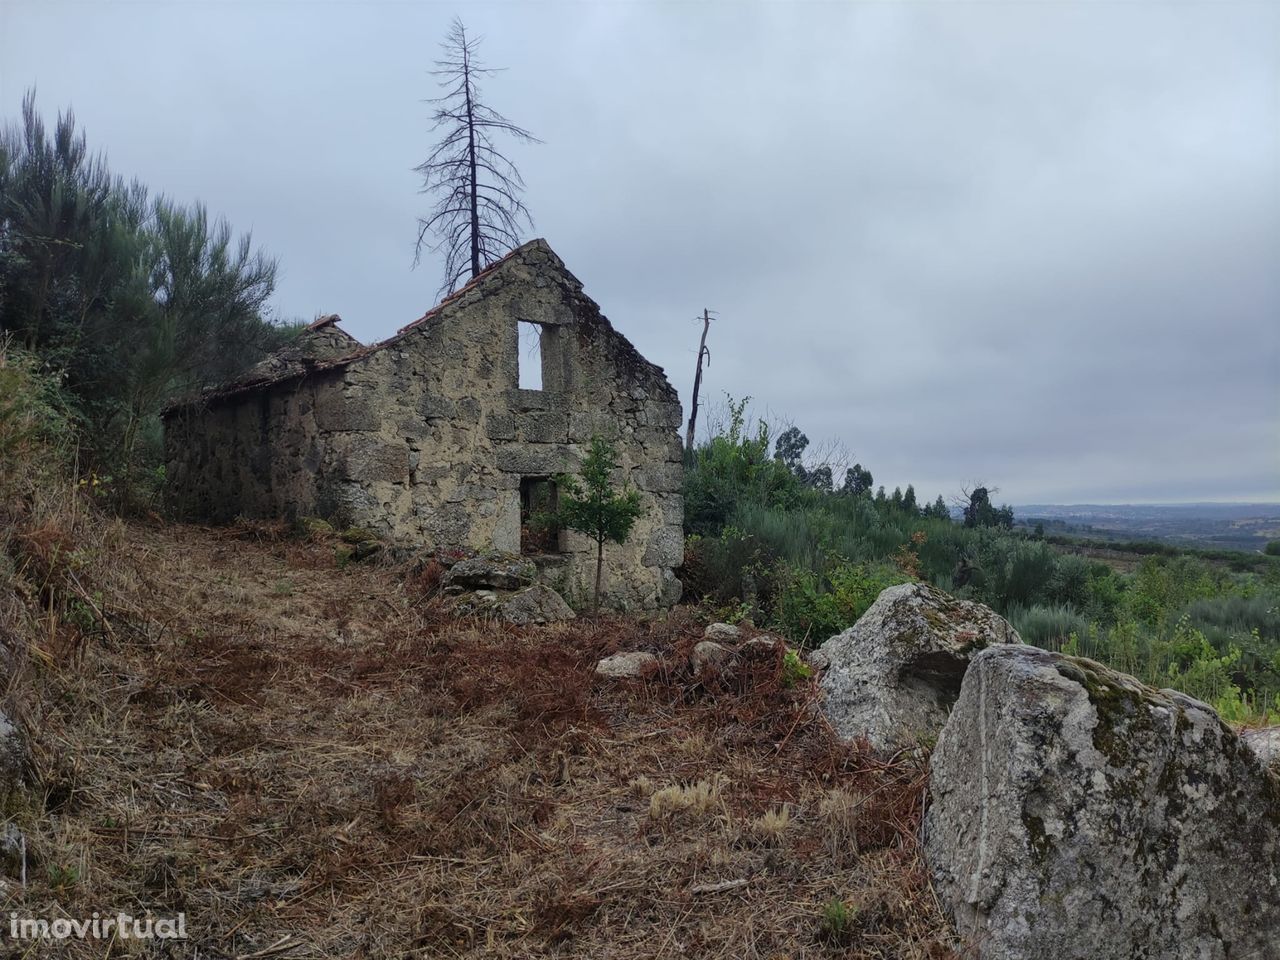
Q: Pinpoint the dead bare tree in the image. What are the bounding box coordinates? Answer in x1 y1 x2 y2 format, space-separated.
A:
685 308 714 454
414 18 539 296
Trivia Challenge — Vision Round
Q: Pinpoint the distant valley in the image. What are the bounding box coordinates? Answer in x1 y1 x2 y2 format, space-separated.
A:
1014 502 1280 554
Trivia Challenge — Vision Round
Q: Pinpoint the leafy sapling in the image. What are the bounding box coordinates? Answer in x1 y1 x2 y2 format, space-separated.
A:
554 437 643 615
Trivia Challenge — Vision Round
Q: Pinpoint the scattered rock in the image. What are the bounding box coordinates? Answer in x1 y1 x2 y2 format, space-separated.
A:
0 821 23 880
1242 724 1280 774
817 583 1021 751
335 534 381 566
500 584 576 626
443 555 536 593
0 708 26 798
690 634 785 684
301 516 334 538
595 652 659 679
451 589 501 617
741 635 783 657
925 645 1280 960
690 640 731 675
703 622 742 643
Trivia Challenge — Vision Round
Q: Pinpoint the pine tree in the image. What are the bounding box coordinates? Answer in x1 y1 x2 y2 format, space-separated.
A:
554 438 643 615
414 18 540 296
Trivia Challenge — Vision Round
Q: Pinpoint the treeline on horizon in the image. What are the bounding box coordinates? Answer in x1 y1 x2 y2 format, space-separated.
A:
0 92 296 505
681 399 1280 722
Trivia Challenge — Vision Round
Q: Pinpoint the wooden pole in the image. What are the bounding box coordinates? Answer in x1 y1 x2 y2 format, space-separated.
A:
685 308 712 454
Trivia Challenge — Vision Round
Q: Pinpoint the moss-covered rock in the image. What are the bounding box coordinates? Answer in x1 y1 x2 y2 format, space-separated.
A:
300 516 334 538
816 582 1021 752
1242 725 1280 776
441 554 536 593
925 645 1280 960
498 583 576 625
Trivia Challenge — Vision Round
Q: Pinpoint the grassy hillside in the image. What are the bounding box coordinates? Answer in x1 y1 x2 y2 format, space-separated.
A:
3 527 951 958
0 351 957 957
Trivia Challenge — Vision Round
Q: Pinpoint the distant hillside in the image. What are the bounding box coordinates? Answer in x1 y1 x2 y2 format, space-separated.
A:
1014 503 1280 554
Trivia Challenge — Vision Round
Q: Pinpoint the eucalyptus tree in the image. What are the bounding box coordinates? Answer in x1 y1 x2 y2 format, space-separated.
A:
414 18 539 296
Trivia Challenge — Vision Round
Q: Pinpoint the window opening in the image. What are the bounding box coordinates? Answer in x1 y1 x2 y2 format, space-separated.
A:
518 321 543 390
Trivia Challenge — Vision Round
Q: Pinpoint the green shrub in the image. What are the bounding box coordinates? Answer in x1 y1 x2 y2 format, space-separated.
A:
1161 619 1244 706
1184 593 1280 642
781 648 812 687
1009 603 1090 651
973 537 1059 611
681 410 1280 714
1047 554 1092 608
681 529 770 609
819 897 855 945
1126 556 1220 627
771 561 908 646
683 397 802 536
1082 566 1126 624
0 341 75 500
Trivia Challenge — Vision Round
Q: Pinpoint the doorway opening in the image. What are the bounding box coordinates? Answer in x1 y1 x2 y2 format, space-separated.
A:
520 476 560 554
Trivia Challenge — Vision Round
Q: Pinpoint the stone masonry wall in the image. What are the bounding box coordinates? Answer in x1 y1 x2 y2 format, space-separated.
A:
164 240 684 611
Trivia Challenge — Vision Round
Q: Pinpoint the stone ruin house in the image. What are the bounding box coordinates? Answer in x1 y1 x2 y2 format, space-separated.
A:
162 239 684 610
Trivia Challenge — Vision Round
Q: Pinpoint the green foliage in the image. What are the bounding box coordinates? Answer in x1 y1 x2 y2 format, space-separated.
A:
1126 556 1219 627
0 340 75 499
0 91 291 507
1266 541 1280 557
556 438 643 548
841 463 873 497
773 425 809 477
923 494 950 520
819 897 855 944
963 486 1014 529
46 863 80 891
683 413 1280 720
683 396 803 536
772 562 909 647
1009 603 1090 650
781 647 812 687
554 437 643 613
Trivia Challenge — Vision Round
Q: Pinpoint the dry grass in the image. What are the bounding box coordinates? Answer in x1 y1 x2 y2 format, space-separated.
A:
1 518 958 959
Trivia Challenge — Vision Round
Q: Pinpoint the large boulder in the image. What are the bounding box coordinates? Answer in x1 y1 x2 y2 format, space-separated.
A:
442 555 536 593
703 622 742 643
1242 725 1280 775
816 583 1021 751
925 645 1280 960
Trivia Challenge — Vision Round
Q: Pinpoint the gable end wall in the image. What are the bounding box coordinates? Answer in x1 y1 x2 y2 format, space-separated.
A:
164 242 683 610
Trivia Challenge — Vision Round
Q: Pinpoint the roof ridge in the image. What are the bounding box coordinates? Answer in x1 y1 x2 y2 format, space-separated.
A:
162 238 555 415
397 239 545 337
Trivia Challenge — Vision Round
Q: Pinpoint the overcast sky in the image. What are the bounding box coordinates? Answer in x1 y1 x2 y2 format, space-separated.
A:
3 0 1276 504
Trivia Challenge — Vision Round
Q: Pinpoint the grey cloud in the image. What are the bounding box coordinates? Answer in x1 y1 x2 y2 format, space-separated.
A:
2 0 1275 503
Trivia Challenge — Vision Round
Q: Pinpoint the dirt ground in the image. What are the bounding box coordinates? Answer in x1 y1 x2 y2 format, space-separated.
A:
5 520 956 959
